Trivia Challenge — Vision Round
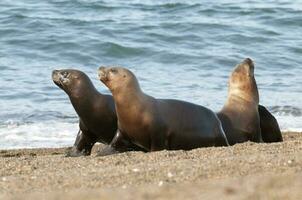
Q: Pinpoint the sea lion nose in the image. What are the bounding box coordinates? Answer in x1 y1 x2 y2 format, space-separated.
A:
242 58 254 76
243 58 254 67
98 66 107 80
52 70 59 79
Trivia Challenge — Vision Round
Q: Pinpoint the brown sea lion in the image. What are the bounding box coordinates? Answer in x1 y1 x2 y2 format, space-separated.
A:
258 105 283 142
217 58 262 145
52 69 144 156
97 66 229 155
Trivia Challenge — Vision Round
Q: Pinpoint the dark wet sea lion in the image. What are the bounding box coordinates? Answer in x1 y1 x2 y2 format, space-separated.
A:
217 58 262 145
52 69 144 156
97 66 229 155
258 105 283 142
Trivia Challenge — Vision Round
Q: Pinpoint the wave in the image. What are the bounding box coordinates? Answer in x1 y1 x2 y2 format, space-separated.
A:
0 110 78 124
269 106 302 117
0 115 300 150
101 42 149 58
0 121 77 150
0 106 301 150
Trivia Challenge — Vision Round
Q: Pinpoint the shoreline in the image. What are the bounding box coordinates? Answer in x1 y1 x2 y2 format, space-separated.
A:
1 131 301 199
0 131 299 152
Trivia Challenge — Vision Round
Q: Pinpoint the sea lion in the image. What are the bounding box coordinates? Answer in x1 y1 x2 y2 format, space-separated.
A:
97 66 229 155
217 58 262 145
52 69 144 156
258 105 283 142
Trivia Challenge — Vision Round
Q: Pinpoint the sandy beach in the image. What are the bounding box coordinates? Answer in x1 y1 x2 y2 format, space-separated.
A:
0 132 301 200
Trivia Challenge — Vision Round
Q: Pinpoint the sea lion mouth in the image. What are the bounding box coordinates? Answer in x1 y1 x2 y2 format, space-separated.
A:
52 70 62 87
98 66 108 83
52 70 70 88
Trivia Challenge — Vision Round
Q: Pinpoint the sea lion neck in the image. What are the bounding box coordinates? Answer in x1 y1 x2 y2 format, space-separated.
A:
109 75 144 104
227 75 259 104
227 87 259 104
69 84 102 117
112 84 149 121
113 85 146 108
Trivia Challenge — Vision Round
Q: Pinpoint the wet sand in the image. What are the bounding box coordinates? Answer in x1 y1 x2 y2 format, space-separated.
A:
0 132 301 200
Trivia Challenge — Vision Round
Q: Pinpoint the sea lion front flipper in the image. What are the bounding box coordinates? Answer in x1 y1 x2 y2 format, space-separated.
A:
65 146 90 157
96 130 135 156
258 104 283 143
96 145 119 156
65 127 97 157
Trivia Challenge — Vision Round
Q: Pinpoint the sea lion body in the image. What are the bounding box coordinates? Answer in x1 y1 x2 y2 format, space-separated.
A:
217 58 262 145
118 98 228 151
98 67 229 154
52 69 143 156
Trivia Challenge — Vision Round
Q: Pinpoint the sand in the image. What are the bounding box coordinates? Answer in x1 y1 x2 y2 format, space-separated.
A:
0 132 301 200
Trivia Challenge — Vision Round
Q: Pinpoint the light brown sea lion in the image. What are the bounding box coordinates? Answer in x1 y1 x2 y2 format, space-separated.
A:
52 69 145 156
97 66 229 155
217 58 262 144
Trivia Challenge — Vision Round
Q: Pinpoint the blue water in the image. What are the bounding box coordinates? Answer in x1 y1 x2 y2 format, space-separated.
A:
0 0 301 149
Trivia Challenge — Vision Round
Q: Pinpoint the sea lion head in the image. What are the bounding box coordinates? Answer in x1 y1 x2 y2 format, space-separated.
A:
232 58 254 78
98 66 140 94
228 58 259 103
52 69 93 96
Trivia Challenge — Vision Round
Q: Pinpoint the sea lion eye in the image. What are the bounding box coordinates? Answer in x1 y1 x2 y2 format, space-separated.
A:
62 71 69 78
110 69 118 74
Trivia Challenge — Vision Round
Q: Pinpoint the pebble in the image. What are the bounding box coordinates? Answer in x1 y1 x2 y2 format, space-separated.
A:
158 181 164 186
132 168 140 172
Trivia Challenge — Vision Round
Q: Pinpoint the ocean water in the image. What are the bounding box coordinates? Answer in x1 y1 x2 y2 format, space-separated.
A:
0 0 301 149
